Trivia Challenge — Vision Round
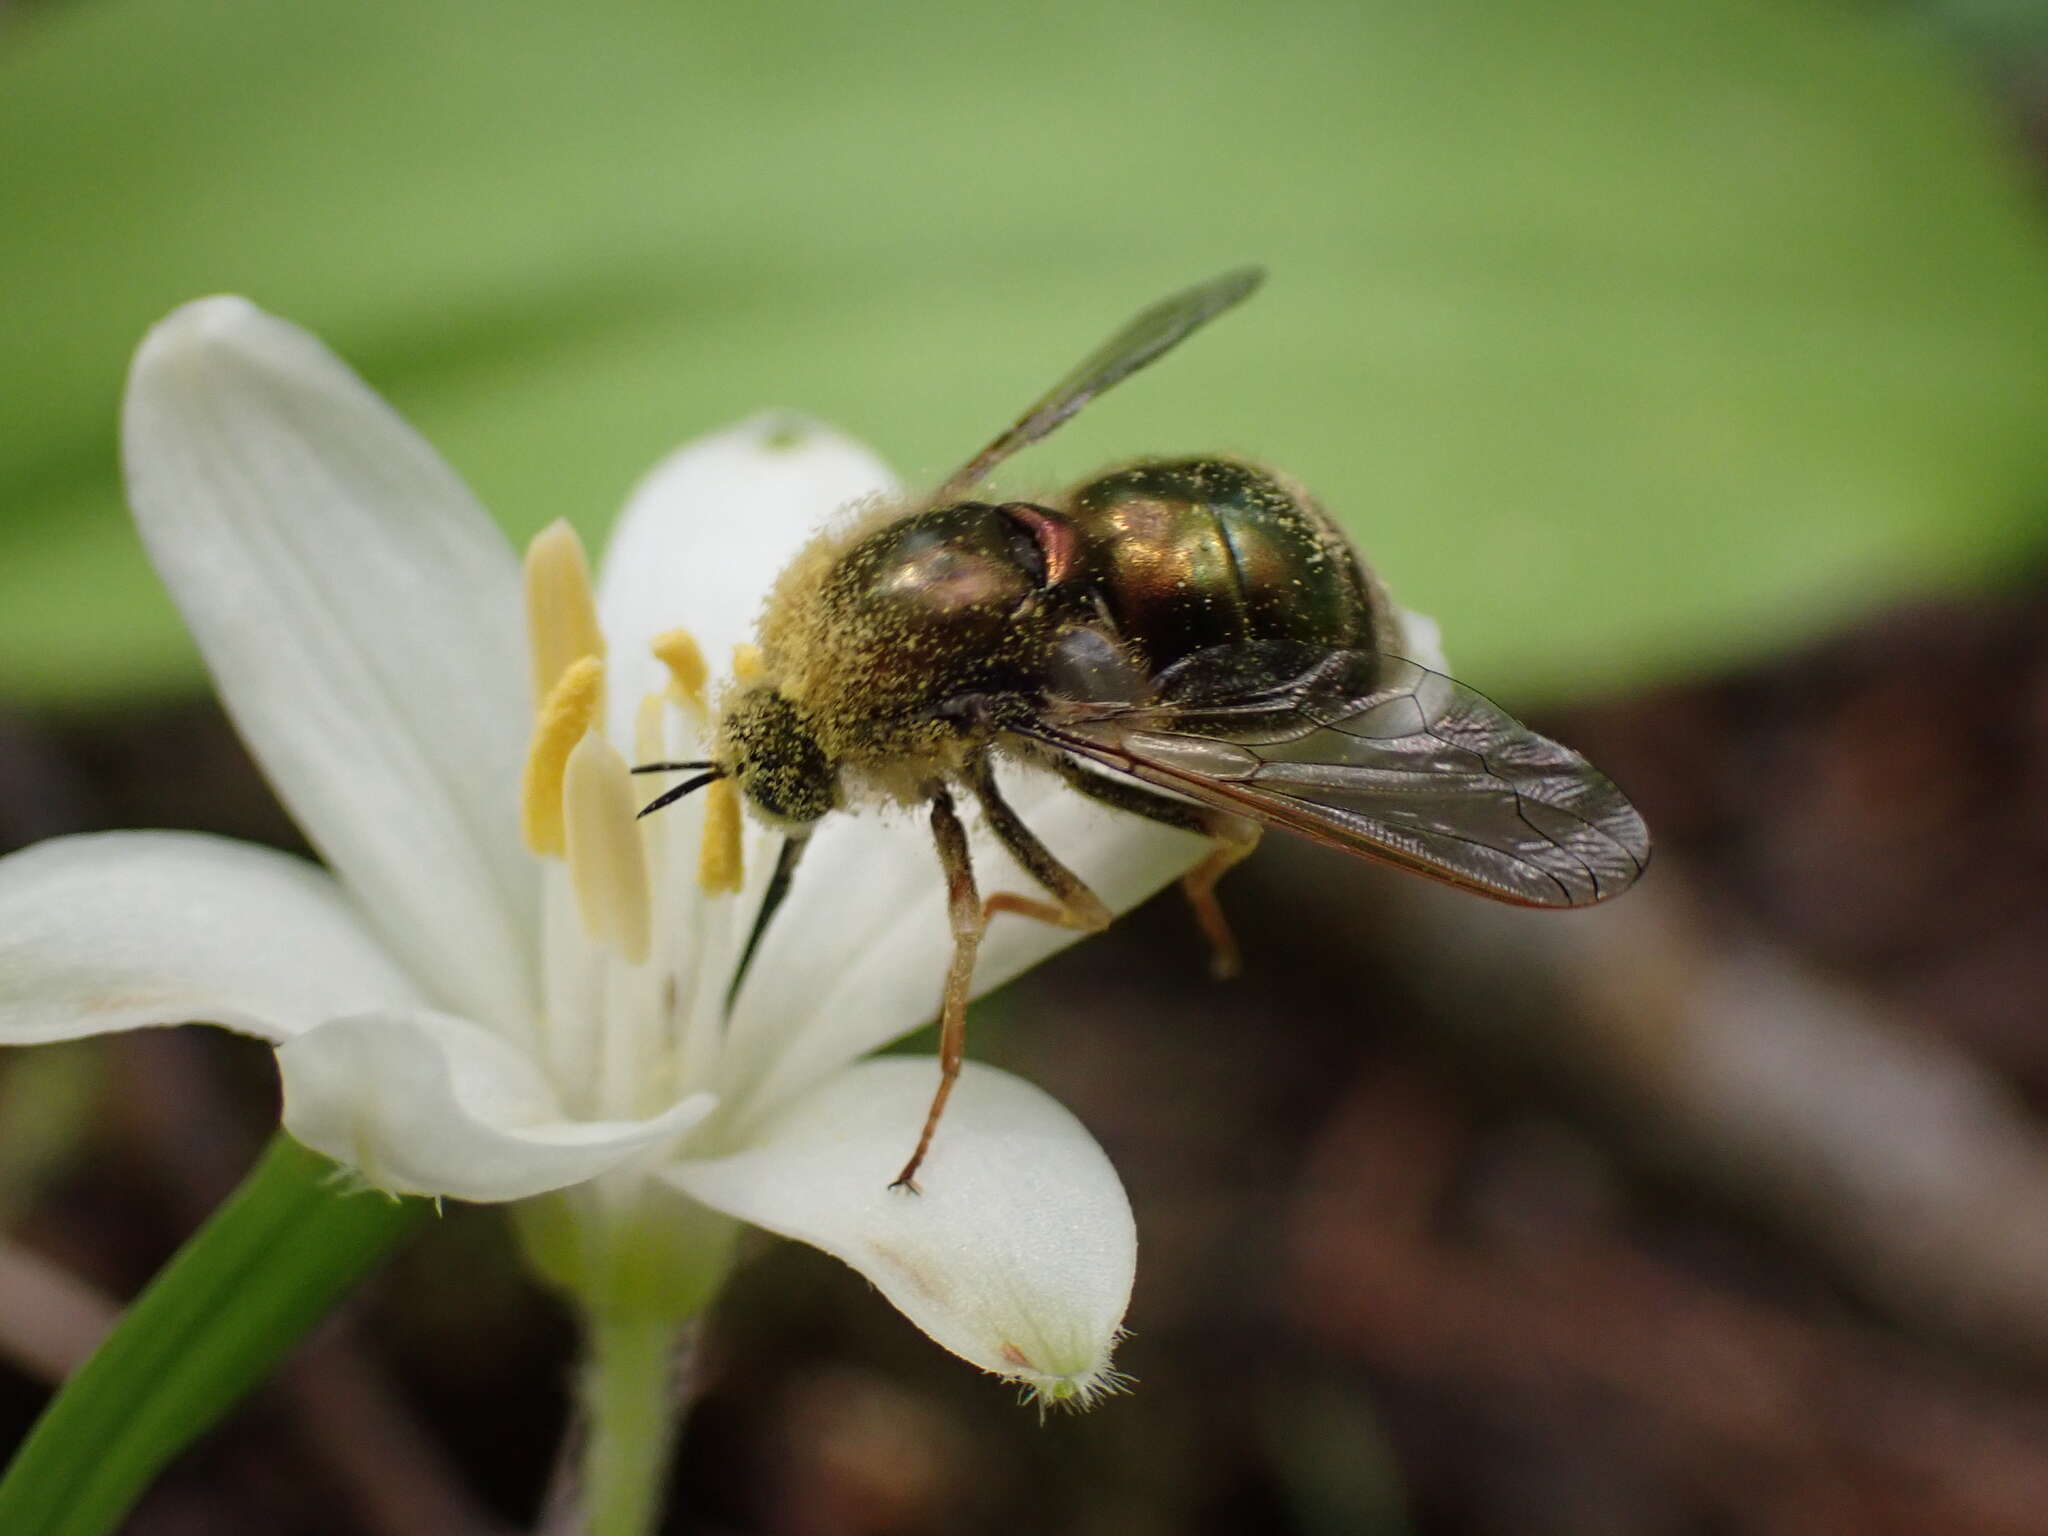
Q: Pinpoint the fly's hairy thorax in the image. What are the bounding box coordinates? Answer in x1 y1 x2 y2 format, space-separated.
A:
749 498 1069 801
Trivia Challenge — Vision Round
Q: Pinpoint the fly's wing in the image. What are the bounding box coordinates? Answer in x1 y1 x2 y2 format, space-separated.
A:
933 267 1265 501
1031 643 1650 908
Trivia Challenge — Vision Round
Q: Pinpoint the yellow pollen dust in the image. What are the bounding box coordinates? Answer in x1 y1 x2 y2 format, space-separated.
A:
650 628 709 718
524 519 606 707
697 777 744 894
521 656 604 856
731 642 765 685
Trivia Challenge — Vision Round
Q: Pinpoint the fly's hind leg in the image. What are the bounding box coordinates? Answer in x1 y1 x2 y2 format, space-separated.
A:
1047 755 1259 979
893 758 1114 1193
1180 826 1260 980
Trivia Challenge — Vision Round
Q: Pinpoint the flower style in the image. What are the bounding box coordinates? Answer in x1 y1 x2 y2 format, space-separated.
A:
0 297 1219 1404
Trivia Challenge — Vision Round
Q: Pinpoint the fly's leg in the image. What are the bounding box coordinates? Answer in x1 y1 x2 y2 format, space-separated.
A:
893 784 983 1193
1179 826 1260 979
1046 754 1260 979
892 760 1114 1192
965 754 1112 935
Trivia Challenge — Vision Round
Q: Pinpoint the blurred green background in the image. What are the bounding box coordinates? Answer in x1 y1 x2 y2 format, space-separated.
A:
5 0 2046 708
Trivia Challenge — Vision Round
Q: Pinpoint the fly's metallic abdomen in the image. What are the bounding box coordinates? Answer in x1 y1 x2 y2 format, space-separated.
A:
1059 457 1378 670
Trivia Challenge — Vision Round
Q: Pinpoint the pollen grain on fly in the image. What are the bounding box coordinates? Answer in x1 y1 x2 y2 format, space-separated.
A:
521 655 605 856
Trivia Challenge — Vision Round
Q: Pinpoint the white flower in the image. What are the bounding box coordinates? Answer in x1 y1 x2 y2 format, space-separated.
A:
0 298 1211 1403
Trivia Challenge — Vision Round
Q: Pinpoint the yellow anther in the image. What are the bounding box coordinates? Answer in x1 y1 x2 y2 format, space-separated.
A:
521 656 604 856
563 731 652 964
731 643 765 685
524 520 606 708
697 777 744 894
651 628 709 717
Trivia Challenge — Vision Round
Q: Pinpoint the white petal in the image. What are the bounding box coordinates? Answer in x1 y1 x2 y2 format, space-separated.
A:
123 298 539 1034
277 1009 714 1202
719 769 1203 1119
0 832 422 1044
671 1057 1133 1403
594 413 898 747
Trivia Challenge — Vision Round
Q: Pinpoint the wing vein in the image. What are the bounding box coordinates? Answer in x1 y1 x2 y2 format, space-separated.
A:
1028 643 1649 909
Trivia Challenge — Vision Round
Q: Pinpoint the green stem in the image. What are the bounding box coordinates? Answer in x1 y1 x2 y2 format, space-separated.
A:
581 1312 693 1536
0 1135 421 1536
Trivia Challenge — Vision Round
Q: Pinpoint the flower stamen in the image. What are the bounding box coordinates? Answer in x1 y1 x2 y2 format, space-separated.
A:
524 519 607 706
697 778 744 894
651 627 709 720
563 731 653 963
522 656 604 856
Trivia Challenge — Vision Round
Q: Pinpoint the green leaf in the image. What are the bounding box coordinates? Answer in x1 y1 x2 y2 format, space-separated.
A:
2 0 2045 706
0 1136 422 1536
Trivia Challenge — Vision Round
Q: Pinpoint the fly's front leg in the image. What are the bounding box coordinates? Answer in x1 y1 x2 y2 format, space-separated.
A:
1047 754 1259 979
893 783 983 1193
